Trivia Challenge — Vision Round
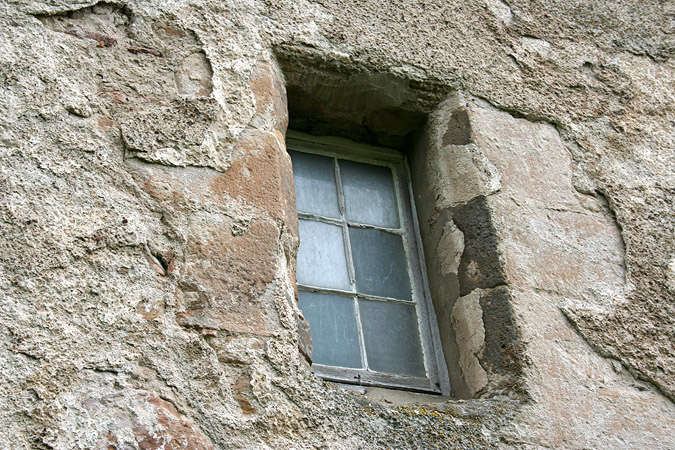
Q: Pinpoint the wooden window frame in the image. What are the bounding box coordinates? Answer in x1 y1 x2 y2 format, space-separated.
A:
288 131 448 394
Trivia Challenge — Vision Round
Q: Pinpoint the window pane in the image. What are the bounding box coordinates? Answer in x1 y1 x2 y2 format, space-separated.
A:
359 299 425 377
339 160 399 228
289 151 340 218
299 291 362 368
297 219 351 290
349 227 412 300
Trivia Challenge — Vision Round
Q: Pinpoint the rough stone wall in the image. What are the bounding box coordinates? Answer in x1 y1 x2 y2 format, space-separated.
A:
0 0 673 449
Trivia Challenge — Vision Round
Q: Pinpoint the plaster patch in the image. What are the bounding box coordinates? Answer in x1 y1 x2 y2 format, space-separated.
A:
451 289 488 397
437 220 464 275
432 143 501 208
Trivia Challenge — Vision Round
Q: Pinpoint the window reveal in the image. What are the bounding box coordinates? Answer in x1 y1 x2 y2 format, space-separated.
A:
288 133 444 393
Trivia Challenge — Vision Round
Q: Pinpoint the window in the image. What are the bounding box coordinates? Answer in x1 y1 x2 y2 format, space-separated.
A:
288 132 445 393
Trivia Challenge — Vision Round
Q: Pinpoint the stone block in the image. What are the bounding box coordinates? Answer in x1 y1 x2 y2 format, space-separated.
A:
232 374 257 415
296 311 313 363
451 196 508 296
478 286 525 396
442 109 472 146
249 59 288 133
489 176 626 313
505 289 675 449
175 51 214 98
468 100 577 206
179 216 282 335
52 389 215 450
437 219 464 276
427 143 501 208
209 130 298 233
451 289 488 397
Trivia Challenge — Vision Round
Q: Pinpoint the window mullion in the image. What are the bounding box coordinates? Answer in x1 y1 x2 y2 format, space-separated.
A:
334 157 369 373
296 284 417 305
344 221 404 235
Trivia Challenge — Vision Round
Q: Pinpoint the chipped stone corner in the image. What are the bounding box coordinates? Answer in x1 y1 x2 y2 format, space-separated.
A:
424 96 502 210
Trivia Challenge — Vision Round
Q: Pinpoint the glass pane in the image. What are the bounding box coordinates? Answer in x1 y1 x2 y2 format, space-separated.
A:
299 291 362 368
297 219 351 290
339 159 399 228
289 151 340 218
349 227 412 300
359 299 425 377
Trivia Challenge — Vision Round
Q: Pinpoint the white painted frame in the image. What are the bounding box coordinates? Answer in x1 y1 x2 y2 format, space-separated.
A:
287 131 450 395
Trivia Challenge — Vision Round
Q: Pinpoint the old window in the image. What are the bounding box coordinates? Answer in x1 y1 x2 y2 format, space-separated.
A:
288 132 445 393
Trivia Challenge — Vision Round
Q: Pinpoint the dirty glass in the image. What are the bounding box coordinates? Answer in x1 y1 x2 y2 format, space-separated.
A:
359 299 425 377
349 227 412 300
288 140 440 390
297 219 351 290
289 150 340 218
299 292 362 368
339 159 399 228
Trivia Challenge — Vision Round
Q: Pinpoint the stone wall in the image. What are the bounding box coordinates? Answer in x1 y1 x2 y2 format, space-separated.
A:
0 0 673 448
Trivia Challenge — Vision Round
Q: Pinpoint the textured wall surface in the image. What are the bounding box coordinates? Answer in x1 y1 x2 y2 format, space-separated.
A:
0 0 673 448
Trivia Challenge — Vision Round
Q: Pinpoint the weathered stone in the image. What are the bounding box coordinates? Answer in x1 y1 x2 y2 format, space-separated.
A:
47 389 215 450
280 58 432 149
175 51 214 98
120 99 225 169
179 217 282 335
209 130 298 230
470 100 578 207
1 0 673 448
131 392 215 450
249 59 289 133
437 220 464 276
442 109 472 146
295 310 313 363
205 334 265 368
451 289 488 397
471 101 629 313
452 196 508 296
667 258 675 294
232 374 257 415
478 287 525 396
503 289 675 449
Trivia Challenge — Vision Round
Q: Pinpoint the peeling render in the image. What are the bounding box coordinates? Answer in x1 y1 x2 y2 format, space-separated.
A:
1 0 674 448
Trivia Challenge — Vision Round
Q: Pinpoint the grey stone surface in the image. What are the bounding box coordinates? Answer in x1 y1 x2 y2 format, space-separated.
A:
0 0 673 448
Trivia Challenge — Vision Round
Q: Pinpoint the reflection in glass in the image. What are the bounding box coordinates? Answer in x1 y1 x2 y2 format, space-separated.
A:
299 291 362 368
349 227 412 300
359 299 425 377
339 160 399 227
290 151 340 218
297 219 351 290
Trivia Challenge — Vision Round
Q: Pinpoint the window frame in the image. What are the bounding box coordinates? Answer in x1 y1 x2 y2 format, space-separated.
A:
287 131 448 394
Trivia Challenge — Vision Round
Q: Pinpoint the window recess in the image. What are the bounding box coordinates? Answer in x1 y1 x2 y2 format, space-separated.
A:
288 131 447 394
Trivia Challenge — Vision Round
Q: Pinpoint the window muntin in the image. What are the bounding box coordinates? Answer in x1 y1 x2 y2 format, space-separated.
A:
288 133 444 393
